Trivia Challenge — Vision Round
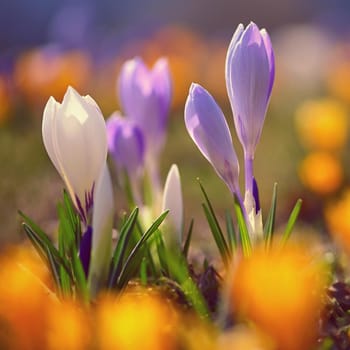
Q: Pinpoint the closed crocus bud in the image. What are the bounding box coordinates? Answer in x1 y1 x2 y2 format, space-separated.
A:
185 83 240 196
88 164 114 296
42 86 107 223
162 164 183 247
225 22 274 160
118 57 171 158
106 112 144 181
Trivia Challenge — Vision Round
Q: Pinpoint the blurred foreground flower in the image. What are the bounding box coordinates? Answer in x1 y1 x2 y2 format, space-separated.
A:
295 98 349 151
0 246 54 349
299 152 343 196
325 188 350 255
96 292 178 350
231 243 328 350
42 86 107 223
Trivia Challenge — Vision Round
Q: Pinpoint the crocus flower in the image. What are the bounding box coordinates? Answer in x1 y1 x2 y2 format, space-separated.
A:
106 112 144 181
184 83 241 197
225 22 274 194
162 164 183 247
42 86 107 223
118 57 171 159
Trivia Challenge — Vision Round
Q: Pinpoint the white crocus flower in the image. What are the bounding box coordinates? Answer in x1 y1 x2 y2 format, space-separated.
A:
244 190 263 243
162 164 183 247
88 164 114 296
42 86 108 223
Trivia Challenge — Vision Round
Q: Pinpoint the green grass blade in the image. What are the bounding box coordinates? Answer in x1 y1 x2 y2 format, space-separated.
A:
108 207 139 288
281 199 302 246
233 199 251 257
183 219 194 259
71 248 89 302
199 181 230 265
264 183 278 248
225 210 236 252
165 252 209 318
116 211 168 289
22 223 61 291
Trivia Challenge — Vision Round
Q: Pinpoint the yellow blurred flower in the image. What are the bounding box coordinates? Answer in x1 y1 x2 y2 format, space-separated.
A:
325 188 350 254
295 98 349 151
299 152 343 195
46 300 91 350
231 243 328 350
0 245 55 349
15 47 91 108
96 291 178 350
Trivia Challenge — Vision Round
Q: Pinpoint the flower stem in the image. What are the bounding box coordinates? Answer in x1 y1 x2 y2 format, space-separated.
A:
244 153 254 195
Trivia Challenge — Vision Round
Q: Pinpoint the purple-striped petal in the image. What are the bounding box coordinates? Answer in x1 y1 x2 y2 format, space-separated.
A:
226 22 275 158
79 225 92 277
185 83 240 194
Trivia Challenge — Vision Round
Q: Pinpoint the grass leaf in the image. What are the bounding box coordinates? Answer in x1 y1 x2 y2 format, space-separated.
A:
183 219 194 259
264 183 278 248
281 199 302 246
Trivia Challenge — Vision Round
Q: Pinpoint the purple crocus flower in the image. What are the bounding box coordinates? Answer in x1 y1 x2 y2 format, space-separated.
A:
118 57 171 159
106 112 145 205
185 83 241 197
225 22 274 195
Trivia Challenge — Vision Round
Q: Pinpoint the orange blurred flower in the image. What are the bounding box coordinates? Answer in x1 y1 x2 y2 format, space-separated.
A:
295 98 349 151
96 290 178 350
231 243 328 350
0 245 55 349
325 188 350 254
298 152 343 195
0 77 11 124
15 47 91 109
46 300 91 350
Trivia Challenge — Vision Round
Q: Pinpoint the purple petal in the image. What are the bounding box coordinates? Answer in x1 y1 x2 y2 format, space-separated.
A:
79 225 92 277
106 113 144 178
185 83 240 194
226 22 274 158
252 177 260 213
117 57 172 157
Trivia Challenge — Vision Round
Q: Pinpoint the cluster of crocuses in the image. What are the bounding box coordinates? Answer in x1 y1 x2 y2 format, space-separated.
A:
185 22 274 243
40 22 274 296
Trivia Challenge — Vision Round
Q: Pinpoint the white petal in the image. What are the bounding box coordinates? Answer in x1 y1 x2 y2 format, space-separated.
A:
88 164 114 296
162 164 183 246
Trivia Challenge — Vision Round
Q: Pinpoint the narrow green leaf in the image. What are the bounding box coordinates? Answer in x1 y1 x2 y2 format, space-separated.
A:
202 203 230 266
225 210 236 252
233 199 251 257
71 249 89 302
116 211 169 289
22 224 61 291
108 207 139 287
281 199 302 246
199 181 230 265
155 231 169 276
165 252 209 318
183 219 194 259
140 258 148 286
264 183 278 248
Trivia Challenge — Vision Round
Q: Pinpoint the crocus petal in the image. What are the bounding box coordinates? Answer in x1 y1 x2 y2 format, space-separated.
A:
226 22 275 157
185 83 240 194
42 86 107 219
88 164 114 296
162 164 183 246
106 113 144 179
117 57 172 157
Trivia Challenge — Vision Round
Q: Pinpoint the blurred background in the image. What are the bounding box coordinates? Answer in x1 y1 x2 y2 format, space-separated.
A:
2 0 350 250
